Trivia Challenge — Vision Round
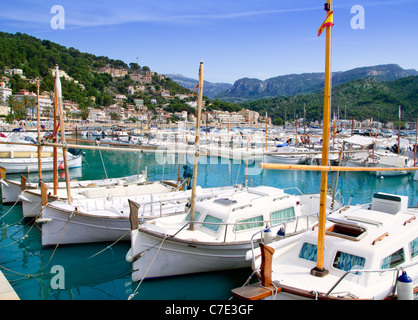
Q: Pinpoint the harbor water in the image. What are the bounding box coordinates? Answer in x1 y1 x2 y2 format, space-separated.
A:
0 144 417 300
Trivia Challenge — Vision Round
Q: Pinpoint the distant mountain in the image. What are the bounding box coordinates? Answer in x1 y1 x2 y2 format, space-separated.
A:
165 74 232 98
216 64 418 103
240 76 418 123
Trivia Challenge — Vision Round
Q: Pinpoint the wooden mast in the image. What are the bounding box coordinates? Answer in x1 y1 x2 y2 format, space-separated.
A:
188 61 204 231
53 72 58 195
265 112 268 151
36 79 42 181
415 118 417 166
311 0 333 277
54 65 72 205
398 105 401 155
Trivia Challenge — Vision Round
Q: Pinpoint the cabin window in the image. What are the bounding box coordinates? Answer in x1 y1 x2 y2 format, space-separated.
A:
235 215 264 232
410 237 418 259
299 243 317 262
202 215 223 232
186 210 201 222
381 248 405 270
332 251 365 272
270 207 295 224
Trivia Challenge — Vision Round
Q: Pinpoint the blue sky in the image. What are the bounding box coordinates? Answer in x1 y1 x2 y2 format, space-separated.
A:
0 0 417 83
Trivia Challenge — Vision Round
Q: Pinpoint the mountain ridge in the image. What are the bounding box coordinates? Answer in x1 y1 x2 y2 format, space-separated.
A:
164 73 232 98
215 64 418 103
240 75 418 123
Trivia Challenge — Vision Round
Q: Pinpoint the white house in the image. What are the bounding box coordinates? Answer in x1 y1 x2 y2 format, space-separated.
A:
0 82 13 105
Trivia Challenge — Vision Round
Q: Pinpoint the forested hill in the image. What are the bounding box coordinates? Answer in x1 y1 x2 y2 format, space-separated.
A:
0 32 190 110
240 76 418 124
217 64 418 103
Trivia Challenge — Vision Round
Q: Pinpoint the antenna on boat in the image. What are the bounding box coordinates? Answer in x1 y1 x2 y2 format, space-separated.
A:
188 61 204 231
311 0 334 278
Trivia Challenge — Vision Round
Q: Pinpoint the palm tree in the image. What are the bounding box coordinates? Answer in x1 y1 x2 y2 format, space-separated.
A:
6 95 16 124
22 96 36 120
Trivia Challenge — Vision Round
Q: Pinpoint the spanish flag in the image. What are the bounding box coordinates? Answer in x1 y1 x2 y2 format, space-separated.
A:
318 11 334 37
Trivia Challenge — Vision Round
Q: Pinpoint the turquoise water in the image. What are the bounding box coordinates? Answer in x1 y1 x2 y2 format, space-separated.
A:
0 145 417 300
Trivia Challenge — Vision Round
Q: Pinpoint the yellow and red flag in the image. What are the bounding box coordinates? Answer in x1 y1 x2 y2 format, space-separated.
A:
318 11 334 37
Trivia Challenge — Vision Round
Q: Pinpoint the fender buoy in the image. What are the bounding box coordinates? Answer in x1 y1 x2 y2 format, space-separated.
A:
397 271 413 300
301 134 310 144
59 163 65 170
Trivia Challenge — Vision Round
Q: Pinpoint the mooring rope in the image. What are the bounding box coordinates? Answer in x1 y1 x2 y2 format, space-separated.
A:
0 190 25 219
44 210 75 268
128 234 168 300
98 149 109 181
88 230 130 260
0 221 36 249
228 270 257 300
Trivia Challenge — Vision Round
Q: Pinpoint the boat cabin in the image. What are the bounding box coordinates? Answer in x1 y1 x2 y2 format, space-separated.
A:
183 186 313 242
290 193 417 298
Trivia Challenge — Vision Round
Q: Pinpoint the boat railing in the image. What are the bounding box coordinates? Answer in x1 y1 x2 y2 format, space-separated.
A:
248 211 331 267
171 210 321 244
282 187 303 195
325 259 418 298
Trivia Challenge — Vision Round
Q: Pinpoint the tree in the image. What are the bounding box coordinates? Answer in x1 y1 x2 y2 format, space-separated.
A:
129 63 141 72
6 95 16 123
273 117 283 126
109 112 120 121
22 96 36 120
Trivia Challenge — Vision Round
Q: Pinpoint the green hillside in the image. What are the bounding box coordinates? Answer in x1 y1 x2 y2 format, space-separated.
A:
240 77 418 124
0 32 191 114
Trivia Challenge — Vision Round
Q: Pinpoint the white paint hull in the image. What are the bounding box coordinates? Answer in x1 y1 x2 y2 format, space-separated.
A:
130 229 253 281
263 155 307 164
41 203 132 246
40 186 238 246
0 154 82 174
0 180 22 204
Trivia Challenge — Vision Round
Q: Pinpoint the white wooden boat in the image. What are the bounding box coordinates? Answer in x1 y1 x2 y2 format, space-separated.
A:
263 145 310 165
231 2 417 302
0 133 82 174
0 149 82 174
232 192 418 300
40 184 240 247
368 151 414 177
0 168 146 204
18 176 162 219
127 185 341 281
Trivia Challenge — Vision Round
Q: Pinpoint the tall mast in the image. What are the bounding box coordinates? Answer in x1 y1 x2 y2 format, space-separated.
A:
265 111 268 151
53 71 58 195
36 79 42 181
311 0 333 277
54 65 72 205
398 105 401 155
188 61 204 231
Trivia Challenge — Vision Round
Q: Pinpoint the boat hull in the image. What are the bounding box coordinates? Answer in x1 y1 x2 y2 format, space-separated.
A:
263 155 307 165
41 204 132 247
130 228 254 281
0 180 23 204
0 154 82 174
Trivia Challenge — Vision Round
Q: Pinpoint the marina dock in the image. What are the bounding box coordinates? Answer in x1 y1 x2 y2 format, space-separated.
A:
0 270 19 300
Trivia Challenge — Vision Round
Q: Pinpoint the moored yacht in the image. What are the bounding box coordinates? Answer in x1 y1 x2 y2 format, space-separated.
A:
232 192 418 300
127 185 341 281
